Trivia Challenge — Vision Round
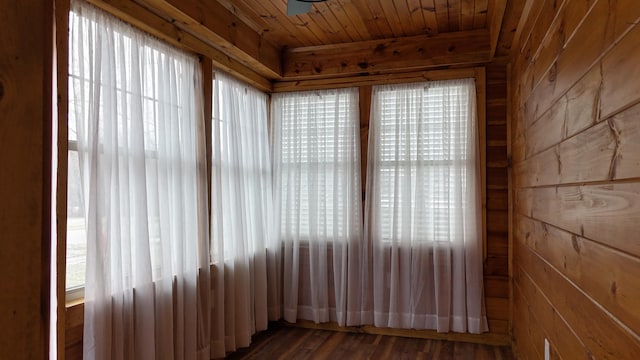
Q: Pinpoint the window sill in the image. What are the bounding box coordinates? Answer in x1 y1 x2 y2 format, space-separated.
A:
66 297 84 310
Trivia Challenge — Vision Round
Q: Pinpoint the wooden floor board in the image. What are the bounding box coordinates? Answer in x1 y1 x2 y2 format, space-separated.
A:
224 325 514 359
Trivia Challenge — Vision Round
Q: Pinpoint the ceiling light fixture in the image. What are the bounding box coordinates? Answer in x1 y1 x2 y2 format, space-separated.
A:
287 0 328 16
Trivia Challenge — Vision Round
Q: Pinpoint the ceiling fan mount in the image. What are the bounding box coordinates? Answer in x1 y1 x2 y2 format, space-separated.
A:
287 0 328 16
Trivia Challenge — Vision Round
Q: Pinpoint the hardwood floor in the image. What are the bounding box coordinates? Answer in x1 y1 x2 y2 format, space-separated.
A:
224 325 514 359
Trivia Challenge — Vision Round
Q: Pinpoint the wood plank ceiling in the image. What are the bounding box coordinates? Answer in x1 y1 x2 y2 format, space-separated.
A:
117 0 526 87
214 0 490 48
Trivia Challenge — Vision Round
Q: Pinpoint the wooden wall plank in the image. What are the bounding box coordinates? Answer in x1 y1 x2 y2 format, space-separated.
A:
56 0 71 358
508 0 538 57
521 184 640 258
486 0 507 58
0 0 52 357
511 0 563 90
512 265 586 359
65 303 84 359
485 297 509 321
524 64 602 159
483 62 510 339
517 101 640 187
563 65 601 138
517 214 640 335
494 0 526 57
484 276 508 298
512 281 562 360
487 189 508 210
512 0 640 357
601 25 640 120
515 240 640 359
522 0 640 130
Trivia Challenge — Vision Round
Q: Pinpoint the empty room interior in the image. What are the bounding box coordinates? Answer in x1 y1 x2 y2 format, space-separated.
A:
2 0 640 358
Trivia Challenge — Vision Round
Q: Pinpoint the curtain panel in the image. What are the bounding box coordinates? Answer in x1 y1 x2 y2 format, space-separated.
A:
69 1 211 358
210 72 273 357
362 79 488 333
269 88 364 326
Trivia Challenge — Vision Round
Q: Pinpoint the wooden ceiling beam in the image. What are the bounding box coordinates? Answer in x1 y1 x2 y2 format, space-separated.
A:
487 0 508 59
283 29 491 80
273 68 480 92
138 0 282 79
86 0 272 92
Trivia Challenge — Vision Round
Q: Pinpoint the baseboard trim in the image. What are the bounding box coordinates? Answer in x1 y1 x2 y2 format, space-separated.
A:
280 319 511 346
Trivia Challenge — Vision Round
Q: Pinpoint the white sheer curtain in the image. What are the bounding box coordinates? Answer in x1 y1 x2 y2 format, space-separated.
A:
69 2 211 358
210 72 272 357
363 79 487 333
270 88 363 326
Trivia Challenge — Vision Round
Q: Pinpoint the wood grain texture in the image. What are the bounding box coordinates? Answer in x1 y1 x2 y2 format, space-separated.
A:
493 0 526 57
516 102 640 188
515 240 640 359
512 264 585 359
283 29 491 79
88 0 530 84
516 215 640 335
138 0 282 78
511 0 640 357
65 303 84 359
56 0 71 358
272 68 479 92
210 0 492 49
520 0 640 129
519 184 640 257
223 323 516 359
0 0 52 357
487 0 507 58
87 0 272 91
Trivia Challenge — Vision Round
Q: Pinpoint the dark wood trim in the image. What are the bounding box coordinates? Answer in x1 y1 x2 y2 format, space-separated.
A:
284 320 511 346
55 0 71 358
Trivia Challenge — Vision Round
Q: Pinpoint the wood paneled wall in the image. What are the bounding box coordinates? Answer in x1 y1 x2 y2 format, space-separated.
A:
484 60 510 339
0 0 53 358
65 303 83 359
510 0 640 358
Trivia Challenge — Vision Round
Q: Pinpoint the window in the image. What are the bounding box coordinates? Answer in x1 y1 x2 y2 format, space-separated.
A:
365 78 486 332
210 71 272 262
270 88 363 326
271 88 362 241
367 78 479 243
209 71 273 355
65 5 202 293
